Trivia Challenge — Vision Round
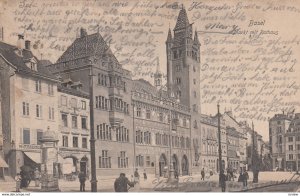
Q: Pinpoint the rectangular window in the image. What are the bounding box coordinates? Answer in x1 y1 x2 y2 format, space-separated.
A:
82 138 87 148
35 80 42 93
136 155 144 167
81 101 86 110
36 130 43 145
48 84 54 95
72 116 77 128
81 117 87 129
289 145 293 151
297 136 300 141
146 156 150 167
183 118 187 127
297 144 300 150
62 135 68 147
22 102 29 116
279 136 282 144
137 107 141 117
23 129 30 144
159 113 163 122
118 151 128 168
48 107 54 120
289 154 294 160
73 137 78 148
62 114 68 127
99 150 111 168
61 95 67 106
36 104 42 118
146 110 151 119
288 137 293 142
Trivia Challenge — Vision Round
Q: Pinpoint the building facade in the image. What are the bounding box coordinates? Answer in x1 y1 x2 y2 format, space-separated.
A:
222 111 247 171
0 37 59 176
269 112 293 171
46 7 202 178
57 84 90 178
200 114 227 173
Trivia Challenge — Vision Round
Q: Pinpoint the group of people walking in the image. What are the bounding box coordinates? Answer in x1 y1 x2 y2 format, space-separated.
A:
15 168 41 192
114 168 149 192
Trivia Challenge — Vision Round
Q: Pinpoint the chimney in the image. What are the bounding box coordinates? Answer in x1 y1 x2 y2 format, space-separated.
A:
17 34 24 49
25 40 30 50
80 28 87 38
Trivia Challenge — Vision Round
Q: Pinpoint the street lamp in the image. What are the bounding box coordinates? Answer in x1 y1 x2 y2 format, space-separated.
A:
89 64 98 192
168 101 175 182
217 103 222 186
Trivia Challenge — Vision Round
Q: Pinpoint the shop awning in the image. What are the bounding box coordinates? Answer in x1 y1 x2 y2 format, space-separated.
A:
0 156 8 167
24 152 41 164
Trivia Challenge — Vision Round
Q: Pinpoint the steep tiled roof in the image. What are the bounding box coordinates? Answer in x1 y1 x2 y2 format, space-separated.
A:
57 84 89 99
269 113 293 121
0 41 57 80
174 8 190 30
166 28 172 42
57 33 119 66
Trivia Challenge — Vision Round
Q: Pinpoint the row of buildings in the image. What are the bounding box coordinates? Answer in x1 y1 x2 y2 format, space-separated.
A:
269 112 300 171
0 8 270 180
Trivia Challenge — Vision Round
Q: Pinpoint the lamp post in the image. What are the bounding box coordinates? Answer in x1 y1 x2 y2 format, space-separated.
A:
89 64 97 192
217 103 222 186
252 122 259 183
168 103 175 182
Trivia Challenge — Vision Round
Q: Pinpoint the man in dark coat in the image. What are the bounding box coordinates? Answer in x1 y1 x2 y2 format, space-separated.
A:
201 168 205 180
78 171 86 192
220 170 226 192
114 173 134 192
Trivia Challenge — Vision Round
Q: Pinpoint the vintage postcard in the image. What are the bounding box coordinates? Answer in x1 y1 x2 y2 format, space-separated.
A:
0 0 300 193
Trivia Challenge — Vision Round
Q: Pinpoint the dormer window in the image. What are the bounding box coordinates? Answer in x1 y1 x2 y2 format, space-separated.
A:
30 62 37 71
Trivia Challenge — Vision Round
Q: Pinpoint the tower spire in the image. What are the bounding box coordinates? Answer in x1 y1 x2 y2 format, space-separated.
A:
166 28 172 42
174 6 189 30
194 30 200 45
154 57 162 89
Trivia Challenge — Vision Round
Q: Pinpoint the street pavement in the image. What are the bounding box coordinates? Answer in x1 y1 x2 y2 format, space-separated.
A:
0 171 297 192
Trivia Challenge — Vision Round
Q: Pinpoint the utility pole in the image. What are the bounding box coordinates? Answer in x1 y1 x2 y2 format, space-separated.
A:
252 121 259 183
168 105 175 182
217 103 222 186
89 65 98 192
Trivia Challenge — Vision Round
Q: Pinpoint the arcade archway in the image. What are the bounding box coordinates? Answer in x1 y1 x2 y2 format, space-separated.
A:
181 155 189 176
159 154 167 177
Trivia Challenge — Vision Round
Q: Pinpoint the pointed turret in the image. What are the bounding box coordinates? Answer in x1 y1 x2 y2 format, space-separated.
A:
174 6 190 30
166 28 172 43
154 57 162 89
194 30 200 46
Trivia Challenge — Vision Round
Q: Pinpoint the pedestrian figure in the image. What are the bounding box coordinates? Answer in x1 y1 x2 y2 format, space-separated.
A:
220 170 226 192
243 170 249 189
15 173 21 192
201 168 205 180
78 171 86 192
143 169 147 180
134 168 140 184
34 168 41 187
174 170 179 179
20 170 27 188
114 173 134 192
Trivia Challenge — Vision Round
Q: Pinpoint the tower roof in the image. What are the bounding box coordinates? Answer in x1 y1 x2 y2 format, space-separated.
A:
174 7 190 30
166 28 172 42
194 30 200 45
